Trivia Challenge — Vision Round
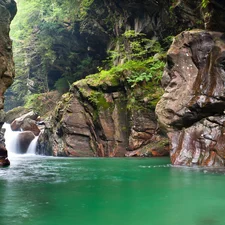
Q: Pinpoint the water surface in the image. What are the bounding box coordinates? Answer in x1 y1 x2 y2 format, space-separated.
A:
0 156 224 225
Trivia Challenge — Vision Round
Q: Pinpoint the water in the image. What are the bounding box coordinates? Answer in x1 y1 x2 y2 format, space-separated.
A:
3 123 21 155
3 123 38 155
0 156 225 225
27 136 39 154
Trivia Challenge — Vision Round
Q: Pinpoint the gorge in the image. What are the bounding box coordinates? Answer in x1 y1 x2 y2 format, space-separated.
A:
1 1 225 225
1 0 225 166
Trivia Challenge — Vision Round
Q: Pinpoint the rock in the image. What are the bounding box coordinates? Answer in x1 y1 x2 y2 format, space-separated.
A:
18 131 35 154
0 157 10 167
0 0 16 163
126 138 170 157
21 118 40 136
156 30 225 166
0 0 16 110
39 73 168 157
0 144 7 158
0 144 10 167
10 111 38 131
5 106 30 123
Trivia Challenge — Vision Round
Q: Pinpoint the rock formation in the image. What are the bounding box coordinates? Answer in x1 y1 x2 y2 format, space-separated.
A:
38 75 169 157
156 30 225 166
0 0 16 165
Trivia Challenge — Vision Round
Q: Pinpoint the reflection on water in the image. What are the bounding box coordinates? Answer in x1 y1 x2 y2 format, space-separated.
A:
0 156 225 225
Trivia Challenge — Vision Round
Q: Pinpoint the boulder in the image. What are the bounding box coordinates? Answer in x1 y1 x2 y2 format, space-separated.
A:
18 131 35 154
0 158 10 167
156 30 225 166
10 111 38 132
21 118 40 136
5 107 30 123
0 144 9 167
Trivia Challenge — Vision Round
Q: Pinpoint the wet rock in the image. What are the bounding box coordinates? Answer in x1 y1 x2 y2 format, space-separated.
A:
18 131 35 154
156 30 225 166
0 157 10 167
126 137 170 157
0 144 9 167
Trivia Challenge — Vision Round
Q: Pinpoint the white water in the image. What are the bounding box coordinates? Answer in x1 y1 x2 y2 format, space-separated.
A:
27 136 39 154
3 123 39 156
3 123 21 157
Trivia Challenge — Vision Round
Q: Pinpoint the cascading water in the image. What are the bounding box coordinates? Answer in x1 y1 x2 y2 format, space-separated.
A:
3 123 21 156
2 123 39 156
27 136 39 154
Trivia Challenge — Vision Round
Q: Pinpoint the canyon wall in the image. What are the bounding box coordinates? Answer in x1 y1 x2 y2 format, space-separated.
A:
156 1 225 166
0 0 16 165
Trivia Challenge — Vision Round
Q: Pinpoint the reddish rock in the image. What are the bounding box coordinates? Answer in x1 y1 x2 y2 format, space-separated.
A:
10 119 22 131
126 138 170 157
21 118 40 136
156 30 225 166
10 111 39 131
0 158 10 167
0 144 9 167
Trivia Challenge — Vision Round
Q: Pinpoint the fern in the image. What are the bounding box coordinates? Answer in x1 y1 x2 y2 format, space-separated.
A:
201 0 210 8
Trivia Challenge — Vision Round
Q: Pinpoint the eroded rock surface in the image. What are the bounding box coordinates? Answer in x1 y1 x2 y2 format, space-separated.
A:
156 30 225 166
0 0 16 165
38 75 168 157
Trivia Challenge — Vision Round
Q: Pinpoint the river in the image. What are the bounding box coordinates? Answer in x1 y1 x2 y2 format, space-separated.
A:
0 156 225 225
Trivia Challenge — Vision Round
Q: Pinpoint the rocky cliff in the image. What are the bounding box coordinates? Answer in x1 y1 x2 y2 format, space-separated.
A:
0 0 16 165
156 1 225 166
38 69 169 157
37 0 223 158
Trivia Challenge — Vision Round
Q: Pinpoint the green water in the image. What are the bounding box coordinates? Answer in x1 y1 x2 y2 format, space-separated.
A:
0 156 225 225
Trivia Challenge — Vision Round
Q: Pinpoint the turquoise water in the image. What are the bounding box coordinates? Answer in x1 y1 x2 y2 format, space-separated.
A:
0 156 225 225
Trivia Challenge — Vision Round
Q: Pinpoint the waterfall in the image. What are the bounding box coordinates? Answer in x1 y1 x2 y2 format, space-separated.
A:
27 136 39 155
3 123 21 156
2 123 39 156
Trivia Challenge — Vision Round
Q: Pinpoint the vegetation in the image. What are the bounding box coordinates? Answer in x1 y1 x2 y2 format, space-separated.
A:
6 1 172 114
201 0 210 8
5 0 96 110
74 30 169 114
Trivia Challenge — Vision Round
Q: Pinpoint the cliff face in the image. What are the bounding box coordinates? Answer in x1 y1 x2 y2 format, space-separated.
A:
37 0 221 158
0 0 16 165
38 73 168 157
156 1 225 166
0 0 16 109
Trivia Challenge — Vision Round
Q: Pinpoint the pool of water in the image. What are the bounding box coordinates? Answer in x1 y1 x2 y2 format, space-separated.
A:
0 156 225 225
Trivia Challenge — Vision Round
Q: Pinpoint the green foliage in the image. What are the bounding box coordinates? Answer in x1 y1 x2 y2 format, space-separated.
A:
108 30 163 65
54 78 70 94
126 59 165 87
201 0 210 8
24 94 42 112
6 0 96 109
87 91 112 110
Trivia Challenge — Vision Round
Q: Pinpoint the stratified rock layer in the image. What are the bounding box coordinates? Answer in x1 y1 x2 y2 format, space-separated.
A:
156 30 225 166
38 75 169 157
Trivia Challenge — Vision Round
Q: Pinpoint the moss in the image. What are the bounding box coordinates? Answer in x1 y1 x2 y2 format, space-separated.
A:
88 90 113 110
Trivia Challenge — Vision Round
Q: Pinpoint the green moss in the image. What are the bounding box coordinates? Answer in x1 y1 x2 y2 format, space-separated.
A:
88 91 113 110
